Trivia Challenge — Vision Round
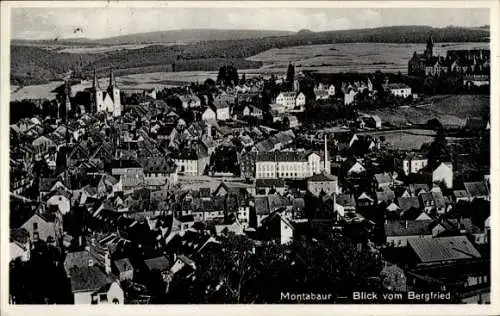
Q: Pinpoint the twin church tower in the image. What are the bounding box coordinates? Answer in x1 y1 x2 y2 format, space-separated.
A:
90 69 122 117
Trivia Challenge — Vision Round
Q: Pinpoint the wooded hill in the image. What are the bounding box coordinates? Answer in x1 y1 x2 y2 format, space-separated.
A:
11 25 489 86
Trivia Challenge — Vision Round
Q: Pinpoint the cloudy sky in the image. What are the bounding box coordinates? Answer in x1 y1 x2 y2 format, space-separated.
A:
11 7 490 40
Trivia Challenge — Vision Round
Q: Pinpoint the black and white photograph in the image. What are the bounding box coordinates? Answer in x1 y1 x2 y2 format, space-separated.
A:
2 1 498 311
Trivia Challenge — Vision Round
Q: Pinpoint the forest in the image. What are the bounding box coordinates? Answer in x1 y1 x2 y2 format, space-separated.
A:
11 25 489 85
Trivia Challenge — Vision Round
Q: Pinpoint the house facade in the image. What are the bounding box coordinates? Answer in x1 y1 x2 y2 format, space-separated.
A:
307 172 339 196
255 151 324 179
402 154 428 176
432 162 453 189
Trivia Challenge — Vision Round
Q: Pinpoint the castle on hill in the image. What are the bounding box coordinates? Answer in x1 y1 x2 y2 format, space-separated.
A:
408 35 490 78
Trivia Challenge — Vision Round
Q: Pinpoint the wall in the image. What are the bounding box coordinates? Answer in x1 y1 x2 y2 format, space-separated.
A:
74 291 92 304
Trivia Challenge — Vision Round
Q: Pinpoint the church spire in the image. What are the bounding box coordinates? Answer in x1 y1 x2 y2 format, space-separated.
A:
93 69 100 90
425 34 434 59
109 68 115 88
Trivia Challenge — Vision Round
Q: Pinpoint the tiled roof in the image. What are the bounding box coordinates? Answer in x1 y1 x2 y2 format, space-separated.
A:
308 172 338 182
409 183 429 195
255 196 270 215
10 228 30 244
432 191 446 209
256 178 286 188
336 194 356 208
374 173 392 185
114 258 133 273
64 251 92 275
397 197 420 212
69 266 113 292
464 181 489 198
376 190 396 203
144 256 170 272
408 236 481 263
256 151 307 162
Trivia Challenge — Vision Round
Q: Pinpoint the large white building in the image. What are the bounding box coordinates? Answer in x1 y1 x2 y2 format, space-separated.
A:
255 136 330 179
275 92 306 111
255 152 319 179
90 69 122 117
385 83 412 98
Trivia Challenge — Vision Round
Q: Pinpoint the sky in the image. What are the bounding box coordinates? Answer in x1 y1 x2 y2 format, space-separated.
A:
11 7 490 40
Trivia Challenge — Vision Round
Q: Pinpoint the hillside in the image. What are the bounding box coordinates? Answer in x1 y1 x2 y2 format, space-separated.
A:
12 29 295 46
11 25 489 86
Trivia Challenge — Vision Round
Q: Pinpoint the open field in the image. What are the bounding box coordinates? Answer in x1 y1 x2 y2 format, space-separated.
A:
358 129 437 151
57 44 176 54
363 95 490 128
11 69 273 101
358 128 477 151
248 42 489 74
10 82 63 101
10 40 491 101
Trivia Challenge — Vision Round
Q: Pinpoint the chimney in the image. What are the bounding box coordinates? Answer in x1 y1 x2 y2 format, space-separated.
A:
324 134 328 172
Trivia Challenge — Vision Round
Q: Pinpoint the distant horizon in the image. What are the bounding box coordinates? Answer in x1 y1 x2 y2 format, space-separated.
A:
11 24 490 41
11 7 489 40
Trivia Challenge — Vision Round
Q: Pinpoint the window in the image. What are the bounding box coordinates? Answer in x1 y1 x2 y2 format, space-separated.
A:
33 222 38 230
112 299 119 304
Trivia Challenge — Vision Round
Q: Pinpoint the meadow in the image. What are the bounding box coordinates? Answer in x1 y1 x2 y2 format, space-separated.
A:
363 95 489 128
247 42 489 74
10 42 490 101
359 129 437 151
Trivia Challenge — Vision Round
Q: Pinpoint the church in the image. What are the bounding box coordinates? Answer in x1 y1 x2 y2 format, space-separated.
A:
408 35 436 75
89 69 122 117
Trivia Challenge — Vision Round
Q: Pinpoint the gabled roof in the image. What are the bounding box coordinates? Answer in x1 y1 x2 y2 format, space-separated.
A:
64 251 92 275
376 190 396 203
255 196 270 215
10 228 30 244
374 173 392 185
308 172 338 182
336 194 356 208
464 181 489 198
114 258 133 273
358 192 374 202
431 191 446 209
68 266 114 292
144 256 170 272
419 192 434 203
256 178 286 188
408 236 481 263
409 183 429 195
397 196 421 212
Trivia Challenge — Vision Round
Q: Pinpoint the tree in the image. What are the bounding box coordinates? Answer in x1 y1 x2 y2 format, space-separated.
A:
166 232 382 303
217 65 239 87
167 233 262 303
286 63 295 84
427 126 451 166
